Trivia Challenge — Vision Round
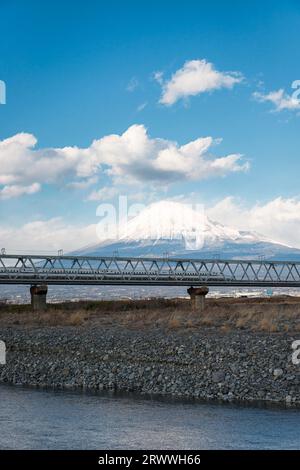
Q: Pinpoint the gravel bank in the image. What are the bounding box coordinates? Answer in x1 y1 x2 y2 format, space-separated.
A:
1 326 300 405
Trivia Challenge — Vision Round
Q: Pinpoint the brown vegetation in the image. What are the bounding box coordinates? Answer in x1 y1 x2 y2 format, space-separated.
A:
0 295 300 333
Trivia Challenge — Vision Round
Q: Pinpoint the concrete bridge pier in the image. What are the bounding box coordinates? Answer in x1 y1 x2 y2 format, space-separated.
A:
188 286 209 313
30 285 48 311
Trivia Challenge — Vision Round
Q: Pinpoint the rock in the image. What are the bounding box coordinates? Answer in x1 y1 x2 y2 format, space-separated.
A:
273 368 284 378
212 371 225 383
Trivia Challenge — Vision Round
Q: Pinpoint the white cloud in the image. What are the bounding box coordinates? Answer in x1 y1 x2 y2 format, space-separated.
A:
0 182 41 199
253 89 300 112
152 135 248 180
0 125 248 198
208 196 300 248
67 177 98 190
0 218 98 252
87 186 119 202
158 59 243 105
0 132 91 189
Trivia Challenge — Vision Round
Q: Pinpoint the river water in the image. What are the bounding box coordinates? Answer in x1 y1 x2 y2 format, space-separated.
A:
0 385 299 449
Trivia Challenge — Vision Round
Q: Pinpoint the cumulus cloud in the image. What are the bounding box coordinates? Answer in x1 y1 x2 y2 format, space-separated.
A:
152 135 248 180
0 132 91 189
208 196 300 248
0 218 98 252
87 186 119 202
0 125 248 199
0 182 41 200
253 89 300 112
67 177 98 190
157 59 243 105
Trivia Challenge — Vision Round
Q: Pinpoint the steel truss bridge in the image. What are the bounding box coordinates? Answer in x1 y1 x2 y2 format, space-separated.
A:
1 254 300 287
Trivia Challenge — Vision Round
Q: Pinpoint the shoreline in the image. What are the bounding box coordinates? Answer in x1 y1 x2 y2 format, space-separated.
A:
0 380 297 411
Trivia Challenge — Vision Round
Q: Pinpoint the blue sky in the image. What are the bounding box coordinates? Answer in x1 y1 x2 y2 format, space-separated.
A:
0 0 300 250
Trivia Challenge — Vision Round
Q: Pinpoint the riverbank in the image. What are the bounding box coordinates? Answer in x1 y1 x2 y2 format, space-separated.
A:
1 297 300 405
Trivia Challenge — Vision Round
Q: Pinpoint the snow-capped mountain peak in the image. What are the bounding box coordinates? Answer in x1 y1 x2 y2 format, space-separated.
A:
119 200 270 249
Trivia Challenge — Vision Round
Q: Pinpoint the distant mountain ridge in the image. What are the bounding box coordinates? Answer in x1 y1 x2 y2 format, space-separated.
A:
75 200 300 261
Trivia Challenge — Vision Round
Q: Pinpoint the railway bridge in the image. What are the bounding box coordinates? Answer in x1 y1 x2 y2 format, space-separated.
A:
1 253 300 309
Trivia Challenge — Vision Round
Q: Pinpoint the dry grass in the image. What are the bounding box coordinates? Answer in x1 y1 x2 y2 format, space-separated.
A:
167 317 181 329
0 298 187 329
200 297 300 333
29 309 90 327
256 316 278 333
0 296 300 333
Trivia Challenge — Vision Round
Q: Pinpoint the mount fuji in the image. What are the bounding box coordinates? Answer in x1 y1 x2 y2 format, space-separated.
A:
76 200 300 261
